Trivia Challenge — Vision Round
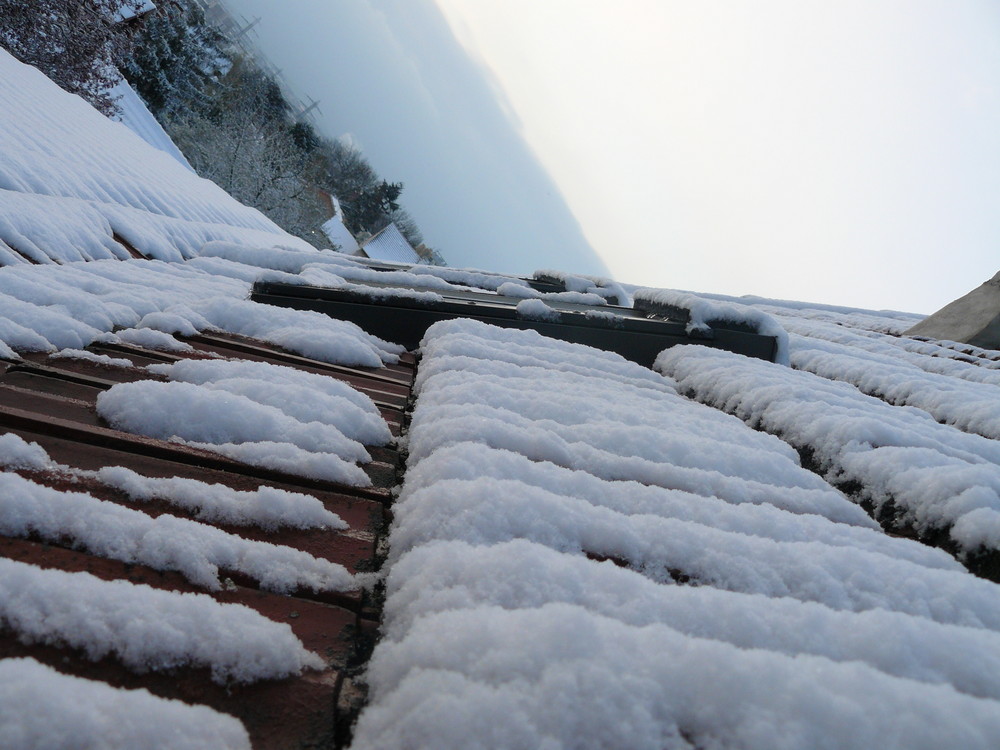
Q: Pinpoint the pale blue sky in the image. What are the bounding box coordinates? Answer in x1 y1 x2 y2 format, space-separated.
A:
223 0 1000 313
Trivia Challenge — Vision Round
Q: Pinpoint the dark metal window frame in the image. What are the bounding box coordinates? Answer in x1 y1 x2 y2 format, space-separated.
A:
251 281 779 366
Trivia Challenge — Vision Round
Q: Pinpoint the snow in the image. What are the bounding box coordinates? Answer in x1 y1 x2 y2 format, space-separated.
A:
0 48 310 262
790 333 1000 440
634 287 791 364
0 470 357 593
49 348 133 368
515 298 561 322
115 326 194 351
94 465 347 531
97 354 392 487
10 31 1000 747
416 317 675 392
384 540 1000 701
656 344 1000 558
495 281 539 298
533 268 632 307
188 297 403 367
0 658 251 750
108 76 194 172
355 603 1000 750
98 381 371 460
409 265 530 292
147 357 392 445
400 445 952 569
0 433 52 471
353 319 1000 749
0 558 323 683
0 258 404 368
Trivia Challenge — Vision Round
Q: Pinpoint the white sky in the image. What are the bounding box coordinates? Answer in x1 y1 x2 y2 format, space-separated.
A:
432 0 1000 312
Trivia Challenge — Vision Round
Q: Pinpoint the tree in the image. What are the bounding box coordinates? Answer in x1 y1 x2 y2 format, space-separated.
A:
120 0 225 119
0 0 144 115
342 180 403 235
167 57 328 244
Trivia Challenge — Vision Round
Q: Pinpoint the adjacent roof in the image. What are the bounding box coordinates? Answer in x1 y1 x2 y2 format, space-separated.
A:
4 42 1000 750
321 213 362 255
109 76 195 172
359 223 421 264
905 270 1000 349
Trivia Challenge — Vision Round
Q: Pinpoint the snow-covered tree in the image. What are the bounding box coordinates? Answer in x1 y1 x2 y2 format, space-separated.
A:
121 0 225 119
168 59 327 244
0 0 144 115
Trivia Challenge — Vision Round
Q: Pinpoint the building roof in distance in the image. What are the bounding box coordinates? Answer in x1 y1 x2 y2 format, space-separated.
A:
359 223 421 264
905 270 1000 349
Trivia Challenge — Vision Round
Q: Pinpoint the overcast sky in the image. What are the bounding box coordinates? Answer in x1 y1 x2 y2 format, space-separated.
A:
223 0 1000 314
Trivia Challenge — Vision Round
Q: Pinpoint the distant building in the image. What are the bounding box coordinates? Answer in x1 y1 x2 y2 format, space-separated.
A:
905 270 1000 349
317 192 361 254
357 223 421 264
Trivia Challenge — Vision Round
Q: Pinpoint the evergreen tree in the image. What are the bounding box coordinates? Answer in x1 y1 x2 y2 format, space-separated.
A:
121 1 224 118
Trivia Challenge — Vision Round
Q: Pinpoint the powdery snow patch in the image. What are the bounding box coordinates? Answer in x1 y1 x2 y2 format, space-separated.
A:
93 466 347 531
191 297 403 367
0 658 251 750
49 348 133 368
400 444 949 568
354 317 1000 749
353 604 1000 750
0 559 323 683
96 380 373 485
408 265 530 292
416 318 675 394
515 298 561 322
114 327 194 352
533 268 632 306
388 477 1000 628
183 440 372 487
147 357 392 446
496 282 540 299
384 540 1000 701
0 432 52 471
655 344 1000 558
0 48 308 263
0 471 357 593
635 287 790 364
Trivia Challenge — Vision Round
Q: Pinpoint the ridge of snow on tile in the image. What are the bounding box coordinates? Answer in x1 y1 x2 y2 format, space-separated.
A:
97 363 386 485
146 358 392 446
0 260 404 366
656 344 1000 559
352 320 1000 749
0 658 251 750
0 49 309 262
0 471 356 593
0 432 347 531
94 466 348 531
0 559 323 683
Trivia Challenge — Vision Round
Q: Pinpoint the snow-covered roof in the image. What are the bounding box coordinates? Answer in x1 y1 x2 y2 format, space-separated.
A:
359 223 421 264
0 48 311 263
3 40 1000 750
108 76 194 172
321 213 361 254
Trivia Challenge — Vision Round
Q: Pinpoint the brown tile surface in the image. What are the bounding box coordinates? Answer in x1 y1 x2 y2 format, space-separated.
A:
0 331 413 748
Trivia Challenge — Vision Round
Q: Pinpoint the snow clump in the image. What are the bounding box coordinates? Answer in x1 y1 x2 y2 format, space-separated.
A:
0 558 323 683
0 658 251 750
